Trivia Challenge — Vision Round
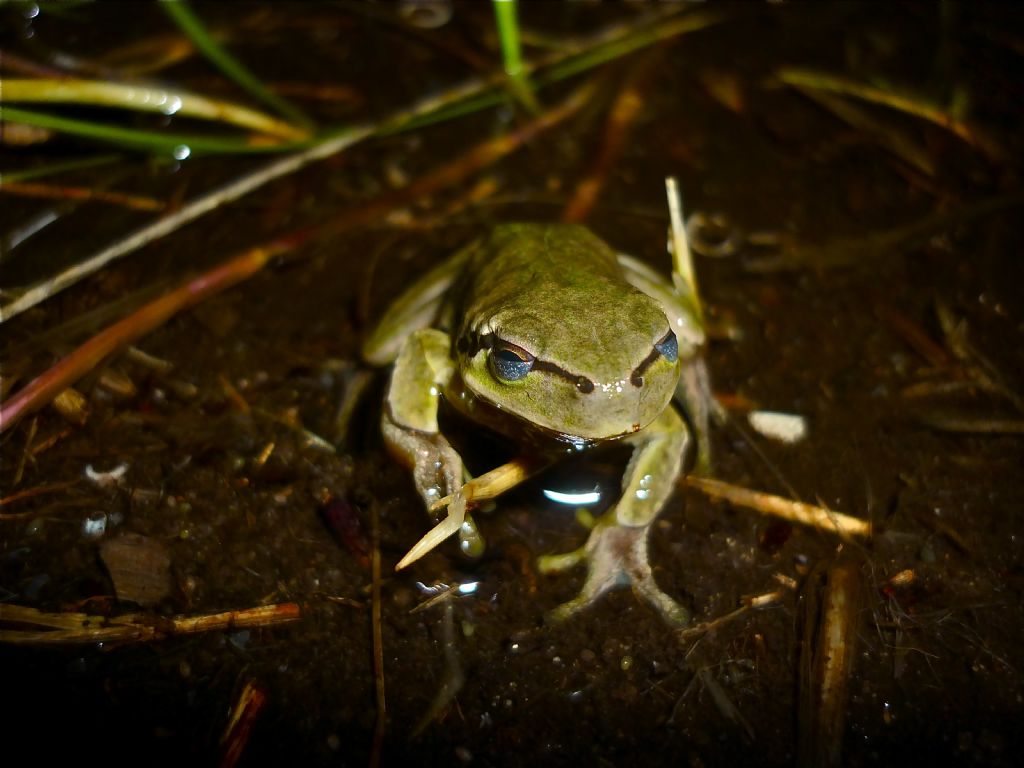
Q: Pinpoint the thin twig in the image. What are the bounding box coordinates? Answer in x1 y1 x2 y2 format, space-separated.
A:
794 87 936 177
666 176 702 325
0 480 76 511
219 680 267 768
777 67 1005 162
686 476 871 539
562 52 657 223
324 79 596 239
677 585 790 642
748 193 1024 272
0 180 166 211
0 237 297 434
0 123 353 323
911 414 1024 434
392 454 549 571
0 602 301 645
369 501 386 768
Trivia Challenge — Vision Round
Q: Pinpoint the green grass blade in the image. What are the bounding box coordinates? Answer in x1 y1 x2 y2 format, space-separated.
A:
0 106 307 156
392 7 725 135
161 2 314 130
537 9 725 86
2 154 123 184
492 0 540 113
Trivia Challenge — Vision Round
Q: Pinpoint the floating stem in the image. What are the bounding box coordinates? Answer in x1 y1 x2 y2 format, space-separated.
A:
3 79 309 140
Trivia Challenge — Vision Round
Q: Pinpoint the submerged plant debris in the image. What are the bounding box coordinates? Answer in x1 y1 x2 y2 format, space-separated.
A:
2 3 1023 767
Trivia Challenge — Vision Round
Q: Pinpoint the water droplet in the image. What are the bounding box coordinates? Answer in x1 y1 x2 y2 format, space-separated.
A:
161 95 183 116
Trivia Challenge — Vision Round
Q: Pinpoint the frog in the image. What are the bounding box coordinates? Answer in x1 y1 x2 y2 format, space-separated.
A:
362 223 712 625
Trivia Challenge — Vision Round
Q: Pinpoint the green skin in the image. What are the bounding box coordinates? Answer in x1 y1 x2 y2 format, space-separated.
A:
363 223 711 625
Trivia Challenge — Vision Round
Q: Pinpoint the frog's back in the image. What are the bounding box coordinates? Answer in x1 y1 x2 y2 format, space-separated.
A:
458 223 624 326
466 223 621 284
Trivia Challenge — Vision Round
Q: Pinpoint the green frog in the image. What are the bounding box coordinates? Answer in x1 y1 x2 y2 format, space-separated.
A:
362 223 711 625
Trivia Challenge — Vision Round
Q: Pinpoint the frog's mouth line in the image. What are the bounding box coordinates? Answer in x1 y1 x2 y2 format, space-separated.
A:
451 374 639 448
515 416 634 449
549 427 632 448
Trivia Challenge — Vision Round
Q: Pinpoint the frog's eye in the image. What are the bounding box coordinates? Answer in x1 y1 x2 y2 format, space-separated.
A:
490 342 535 382
655 330 678 363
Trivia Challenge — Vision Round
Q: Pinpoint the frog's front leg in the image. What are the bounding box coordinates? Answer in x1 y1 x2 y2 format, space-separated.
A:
383 328 484 558
538 406 691 625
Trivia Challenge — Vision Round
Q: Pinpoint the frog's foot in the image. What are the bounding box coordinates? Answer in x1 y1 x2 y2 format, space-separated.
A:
537 518 690 627
383 416 485 561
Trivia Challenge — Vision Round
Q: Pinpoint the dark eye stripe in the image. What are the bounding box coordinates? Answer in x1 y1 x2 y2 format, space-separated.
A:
532 358 593 392
631 330 678 387
477 329 677 391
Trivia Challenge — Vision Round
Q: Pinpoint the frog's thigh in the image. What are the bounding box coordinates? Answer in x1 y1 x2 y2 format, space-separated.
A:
615 405 689 527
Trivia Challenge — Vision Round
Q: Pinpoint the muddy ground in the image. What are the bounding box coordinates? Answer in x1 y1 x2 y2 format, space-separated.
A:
2 4 1022 766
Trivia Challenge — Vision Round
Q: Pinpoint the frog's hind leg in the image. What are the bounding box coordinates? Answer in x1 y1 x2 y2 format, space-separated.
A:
539 518 690 626
538 406 692 626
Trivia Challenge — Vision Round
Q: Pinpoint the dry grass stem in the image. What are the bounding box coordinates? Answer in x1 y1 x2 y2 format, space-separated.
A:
0 239 294 435
797 553 866 768
798 89 936 176
0 128 366 323
562 53 657 223
428 455 549 515
0 180 166 211
397 455 549 571
0 602 301 645
678 586 790 642
777 67 1005 162
686 476 871 539
370 501 386 768
3 79 308 141
218 680 267 768
0 481 76 516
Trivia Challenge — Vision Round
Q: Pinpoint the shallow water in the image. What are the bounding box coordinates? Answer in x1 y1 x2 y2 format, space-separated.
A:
2 3 1023 766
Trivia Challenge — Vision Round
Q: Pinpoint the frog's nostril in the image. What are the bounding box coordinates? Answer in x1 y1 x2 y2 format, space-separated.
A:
630 372 644 388
576 377 594 394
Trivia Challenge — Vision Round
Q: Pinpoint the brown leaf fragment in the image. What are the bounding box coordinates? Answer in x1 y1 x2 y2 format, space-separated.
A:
99 533 172 607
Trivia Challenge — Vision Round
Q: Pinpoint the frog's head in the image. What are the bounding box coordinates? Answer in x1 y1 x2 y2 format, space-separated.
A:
457 288 681 441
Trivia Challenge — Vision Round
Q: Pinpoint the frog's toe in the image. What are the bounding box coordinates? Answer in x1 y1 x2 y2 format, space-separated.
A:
536 545 587 575
541 520 690 627
458 514 486 558
631 569 690 627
